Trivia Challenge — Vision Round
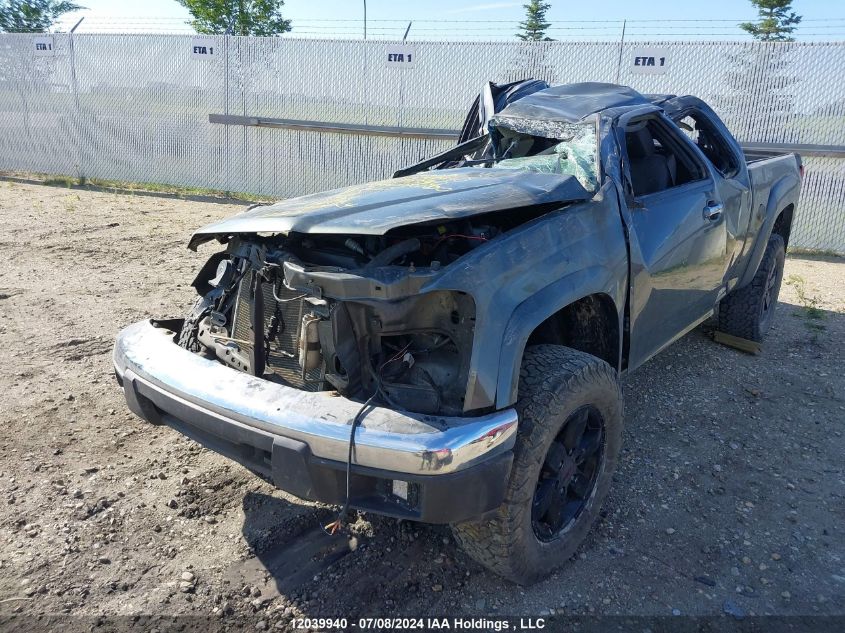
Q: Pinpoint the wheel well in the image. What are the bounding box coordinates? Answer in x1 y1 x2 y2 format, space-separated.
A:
525 293 619 369
772 204 794 249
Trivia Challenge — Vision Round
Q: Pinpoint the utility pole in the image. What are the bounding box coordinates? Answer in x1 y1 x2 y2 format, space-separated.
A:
615 20 627 84
363 0 367 39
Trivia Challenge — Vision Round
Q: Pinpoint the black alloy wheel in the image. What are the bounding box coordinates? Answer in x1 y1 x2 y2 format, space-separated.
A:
532 405 605 541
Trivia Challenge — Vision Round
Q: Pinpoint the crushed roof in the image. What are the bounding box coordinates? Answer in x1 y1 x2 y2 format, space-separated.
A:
496 82 652 123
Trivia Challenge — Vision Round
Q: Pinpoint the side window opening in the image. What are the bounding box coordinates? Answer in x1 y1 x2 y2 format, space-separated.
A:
624 118 707 198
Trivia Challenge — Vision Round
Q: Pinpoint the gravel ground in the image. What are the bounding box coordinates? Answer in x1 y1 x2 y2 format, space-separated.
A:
0 179 843 630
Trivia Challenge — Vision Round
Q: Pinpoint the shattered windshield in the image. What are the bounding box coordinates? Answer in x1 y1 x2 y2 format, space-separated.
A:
480 117 598 192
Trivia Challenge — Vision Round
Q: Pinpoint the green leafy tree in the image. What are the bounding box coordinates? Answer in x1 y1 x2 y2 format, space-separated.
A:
177 0 291 36
517 0 551 41
0 0 82 33
740 0 801 41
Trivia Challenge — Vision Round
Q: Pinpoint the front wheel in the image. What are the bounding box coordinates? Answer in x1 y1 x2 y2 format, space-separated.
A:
451 345 623 584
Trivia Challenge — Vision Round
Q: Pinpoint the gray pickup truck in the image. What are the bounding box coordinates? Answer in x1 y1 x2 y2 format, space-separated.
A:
113 82 802 583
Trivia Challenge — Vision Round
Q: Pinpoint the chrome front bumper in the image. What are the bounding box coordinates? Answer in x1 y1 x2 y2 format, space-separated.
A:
112 320 518 476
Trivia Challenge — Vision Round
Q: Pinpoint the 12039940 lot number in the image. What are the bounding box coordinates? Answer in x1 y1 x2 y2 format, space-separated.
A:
290 618 429 629
290 617 349 629
291 617 539 629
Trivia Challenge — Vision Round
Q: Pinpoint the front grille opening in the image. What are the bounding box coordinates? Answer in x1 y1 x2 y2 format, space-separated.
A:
232 272 325 391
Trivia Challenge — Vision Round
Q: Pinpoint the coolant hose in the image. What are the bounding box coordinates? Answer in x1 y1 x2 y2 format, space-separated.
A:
364 238 421 268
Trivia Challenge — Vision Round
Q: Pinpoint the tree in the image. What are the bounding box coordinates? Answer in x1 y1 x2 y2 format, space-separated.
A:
177 0 291 36
0 0 82 33
713 46 799 142
740 0 801 41
517 0 551 41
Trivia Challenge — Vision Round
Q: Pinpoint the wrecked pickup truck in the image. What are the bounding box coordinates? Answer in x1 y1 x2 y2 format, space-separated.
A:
113 82 802 583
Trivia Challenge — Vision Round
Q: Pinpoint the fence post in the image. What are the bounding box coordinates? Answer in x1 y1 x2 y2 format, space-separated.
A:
223 33 231 195
67 32 84 181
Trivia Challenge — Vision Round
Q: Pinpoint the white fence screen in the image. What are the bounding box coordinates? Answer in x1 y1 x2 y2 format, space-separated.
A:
0 34 843 252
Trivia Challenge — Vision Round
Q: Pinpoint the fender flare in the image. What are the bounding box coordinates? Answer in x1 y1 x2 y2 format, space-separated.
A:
495 265 623 409
737 172 800 289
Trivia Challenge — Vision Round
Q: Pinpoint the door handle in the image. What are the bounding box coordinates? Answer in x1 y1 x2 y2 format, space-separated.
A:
703 203 723 222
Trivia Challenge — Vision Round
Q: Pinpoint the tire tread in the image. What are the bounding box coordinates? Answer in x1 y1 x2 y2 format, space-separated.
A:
452 345 622 584
718 233 785 342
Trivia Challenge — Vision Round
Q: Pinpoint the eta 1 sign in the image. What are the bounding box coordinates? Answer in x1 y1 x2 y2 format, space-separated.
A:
630 47 669 75
33 36 55 57
191 38 218 59
385 45 416 68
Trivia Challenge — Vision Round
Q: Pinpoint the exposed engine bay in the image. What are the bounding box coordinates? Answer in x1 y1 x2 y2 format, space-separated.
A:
178 219 509 416
178 117 599 416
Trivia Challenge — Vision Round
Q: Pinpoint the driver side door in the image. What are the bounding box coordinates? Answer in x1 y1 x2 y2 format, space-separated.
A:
621 113 729 369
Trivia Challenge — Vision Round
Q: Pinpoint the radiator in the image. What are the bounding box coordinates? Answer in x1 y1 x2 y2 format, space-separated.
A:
231 272 324 391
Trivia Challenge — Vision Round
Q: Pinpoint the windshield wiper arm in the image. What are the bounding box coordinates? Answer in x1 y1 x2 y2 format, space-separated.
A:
460 157 506 166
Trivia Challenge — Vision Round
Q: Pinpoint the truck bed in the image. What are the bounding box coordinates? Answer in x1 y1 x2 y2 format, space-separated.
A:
742 146 803 168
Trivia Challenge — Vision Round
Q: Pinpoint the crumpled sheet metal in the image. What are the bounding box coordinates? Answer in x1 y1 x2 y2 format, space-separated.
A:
422 180 628 410
188 167 591 249
496 82 650 123
488 114 584 140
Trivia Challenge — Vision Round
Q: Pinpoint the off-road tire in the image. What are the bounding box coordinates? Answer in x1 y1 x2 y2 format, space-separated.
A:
177 295 213 353
718 233 785 342
451 345 623 584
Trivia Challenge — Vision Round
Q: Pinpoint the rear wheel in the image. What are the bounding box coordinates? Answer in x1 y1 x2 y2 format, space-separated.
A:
451 345 623 584
718 233 785 342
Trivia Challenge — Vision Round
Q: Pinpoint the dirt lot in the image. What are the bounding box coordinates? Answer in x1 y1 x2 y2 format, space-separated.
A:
0 179 843 630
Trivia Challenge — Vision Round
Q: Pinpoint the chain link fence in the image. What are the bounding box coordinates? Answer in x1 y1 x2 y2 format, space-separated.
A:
0 34 843 252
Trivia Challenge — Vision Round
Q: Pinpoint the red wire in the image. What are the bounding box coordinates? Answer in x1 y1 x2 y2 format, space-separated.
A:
378 341 412 374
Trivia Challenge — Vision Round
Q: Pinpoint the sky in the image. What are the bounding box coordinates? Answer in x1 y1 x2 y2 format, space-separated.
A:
52 0 845 40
